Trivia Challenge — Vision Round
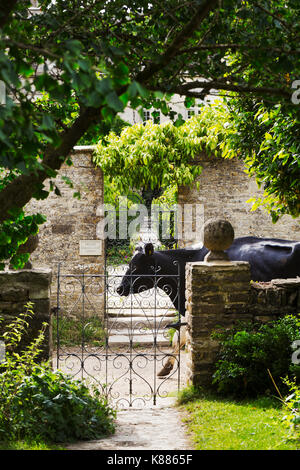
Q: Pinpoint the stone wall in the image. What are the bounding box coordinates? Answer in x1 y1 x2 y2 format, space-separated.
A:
0 269 52 361
178 153 300 246
250 278 300 320
26 146 105 317
185 260 300 387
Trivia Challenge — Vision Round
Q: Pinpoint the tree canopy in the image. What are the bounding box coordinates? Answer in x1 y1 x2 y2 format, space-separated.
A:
0 0 299 267
222 98 300 221
94 120 204 201
95 98 300 222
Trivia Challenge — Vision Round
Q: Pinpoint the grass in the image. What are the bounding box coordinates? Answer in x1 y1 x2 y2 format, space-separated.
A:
52 315 106 348
177 387 299 450
0 440 66 450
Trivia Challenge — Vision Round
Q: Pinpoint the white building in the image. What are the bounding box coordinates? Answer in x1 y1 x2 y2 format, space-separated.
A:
119 93 215 126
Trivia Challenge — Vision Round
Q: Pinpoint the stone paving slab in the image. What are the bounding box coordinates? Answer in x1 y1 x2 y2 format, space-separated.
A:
107 315 174 327
108 332 170 347
107 309 176 318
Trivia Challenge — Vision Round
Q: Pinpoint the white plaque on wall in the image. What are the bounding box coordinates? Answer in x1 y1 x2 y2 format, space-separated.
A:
79 240 102 256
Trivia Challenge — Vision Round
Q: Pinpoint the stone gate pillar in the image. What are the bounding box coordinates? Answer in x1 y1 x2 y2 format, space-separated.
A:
185 218 252 387
0 268 52 362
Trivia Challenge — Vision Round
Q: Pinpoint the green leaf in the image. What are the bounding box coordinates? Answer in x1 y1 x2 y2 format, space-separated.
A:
95 78 113 96
0 233 11 245
105 91 124 112
38 114 55 131
35 213 46 225
64 39 83 56
184 96 195 109
127 81 149 100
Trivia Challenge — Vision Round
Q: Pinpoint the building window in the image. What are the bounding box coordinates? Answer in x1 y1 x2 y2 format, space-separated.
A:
143 109 160 125
187 109 197 119
143 110 151 124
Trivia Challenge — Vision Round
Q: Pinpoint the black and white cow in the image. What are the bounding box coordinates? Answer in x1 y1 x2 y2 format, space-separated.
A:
117 237 300 376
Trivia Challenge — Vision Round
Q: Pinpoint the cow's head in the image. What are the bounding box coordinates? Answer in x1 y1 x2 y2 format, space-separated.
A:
116 243 156 296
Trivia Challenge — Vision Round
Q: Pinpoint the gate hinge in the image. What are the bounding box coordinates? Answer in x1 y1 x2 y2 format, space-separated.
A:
165 321 187 330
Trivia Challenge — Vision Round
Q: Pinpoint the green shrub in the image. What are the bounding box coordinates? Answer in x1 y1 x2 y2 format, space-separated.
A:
2 365 115 443
212 315 300 397
282 380 300 444
0 303 115 443
106 243 133 266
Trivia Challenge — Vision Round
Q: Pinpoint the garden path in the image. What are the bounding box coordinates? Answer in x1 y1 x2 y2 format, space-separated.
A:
63 224 192 451
66 402 193 450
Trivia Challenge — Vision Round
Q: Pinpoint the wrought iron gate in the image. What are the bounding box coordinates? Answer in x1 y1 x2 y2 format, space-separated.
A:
54 261 183 408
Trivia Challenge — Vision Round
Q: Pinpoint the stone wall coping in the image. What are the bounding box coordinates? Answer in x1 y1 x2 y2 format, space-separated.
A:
252 277 300 288
0 268 52 275
0 269 52 285
72 145 97 153
187 260 250 269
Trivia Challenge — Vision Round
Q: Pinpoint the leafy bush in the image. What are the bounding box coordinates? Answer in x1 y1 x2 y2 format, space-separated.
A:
2 366 115 443
282 379 300 444
0 303 115 443
212 315 300 397
106 243 134 266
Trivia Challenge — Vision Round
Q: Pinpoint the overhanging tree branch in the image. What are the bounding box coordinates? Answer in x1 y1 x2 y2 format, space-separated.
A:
135 0 218 84
165 79 291 100
4 39 61 60
0 0 298 229
0 0 18 28
178 44 298 54
0 0 219 223
0 106 101 223
253 2 291 32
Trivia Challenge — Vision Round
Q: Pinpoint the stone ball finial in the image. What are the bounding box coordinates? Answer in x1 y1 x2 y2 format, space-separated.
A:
203 218 234 261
